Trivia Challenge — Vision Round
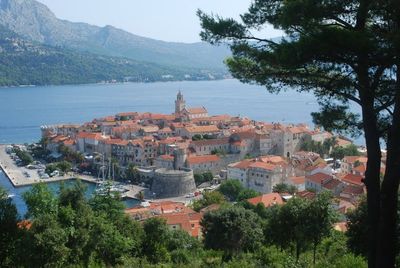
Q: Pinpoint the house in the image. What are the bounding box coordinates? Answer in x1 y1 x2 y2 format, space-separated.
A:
288 176 306 191
305 172 344 195
189 138 230 155
125 201 202 238
76 132 103 154
186 154 221 174
180 125 221 139
341 173 364 186
340 156 368 174
305 172 333 192
247 193 284 207
158 211 202 238
227 157 285 194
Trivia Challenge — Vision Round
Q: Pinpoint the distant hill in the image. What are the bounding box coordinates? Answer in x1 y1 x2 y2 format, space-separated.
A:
0 26 226 86
0 0 231 71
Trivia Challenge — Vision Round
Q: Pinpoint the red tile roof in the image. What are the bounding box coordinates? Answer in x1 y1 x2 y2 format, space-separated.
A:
343 156 367 164
306 172 332 184
342 184 364 195
289 176 306 185
341 174 364 186
76 132 103 140
191 137 230 147
187 155 220 165
247 193 284 207
323 179 342 190
186 107 207 114
184 125 220 133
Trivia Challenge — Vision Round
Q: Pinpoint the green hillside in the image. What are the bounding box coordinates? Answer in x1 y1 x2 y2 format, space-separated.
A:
0 27 226 86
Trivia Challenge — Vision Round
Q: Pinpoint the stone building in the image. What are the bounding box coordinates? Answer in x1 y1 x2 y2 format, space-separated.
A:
227 156 286 194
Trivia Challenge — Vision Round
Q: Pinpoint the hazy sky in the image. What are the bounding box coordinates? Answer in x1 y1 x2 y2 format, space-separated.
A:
37 0 282 43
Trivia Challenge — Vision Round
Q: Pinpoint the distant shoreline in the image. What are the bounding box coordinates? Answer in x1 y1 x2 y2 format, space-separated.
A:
0 77 234 90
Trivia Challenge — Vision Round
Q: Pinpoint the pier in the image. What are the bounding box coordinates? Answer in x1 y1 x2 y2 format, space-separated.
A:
0 145 97 187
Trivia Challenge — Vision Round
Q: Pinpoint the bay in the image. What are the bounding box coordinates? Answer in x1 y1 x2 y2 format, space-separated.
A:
0 79 327 144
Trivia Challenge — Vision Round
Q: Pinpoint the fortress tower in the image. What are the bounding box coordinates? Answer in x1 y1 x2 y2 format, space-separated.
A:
175 90 186 115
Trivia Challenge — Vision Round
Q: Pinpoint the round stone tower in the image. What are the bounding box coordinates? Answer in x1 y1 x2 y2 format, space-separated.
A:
173 147 187 170
151 168 196 198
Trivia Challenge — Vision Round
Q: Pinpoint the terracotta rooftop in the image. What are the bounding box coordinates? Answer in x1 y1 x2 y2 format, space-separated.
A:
341 173 364 186
342 184 365 196
186 107 207 114
76 132 103 140
191 137 230 147
187 155 220 164
323 178 342 190
289 176 306 185
306 172 333 184
247 193 284 207
343 156 367 164
184 125 220 133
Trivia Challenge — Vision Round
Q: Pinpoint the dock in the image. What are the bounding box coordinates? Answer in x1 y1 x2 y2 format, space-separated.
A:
0 145 97 187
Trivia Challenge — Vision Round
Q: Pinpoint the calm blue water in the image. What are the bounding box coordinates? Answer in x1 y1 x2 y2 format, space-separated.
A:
0 79 332 144
0 170 140 217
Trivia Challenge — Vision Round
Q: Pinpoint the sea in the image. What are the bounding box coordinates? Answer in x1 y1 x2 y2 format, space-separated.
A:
0 79 363 215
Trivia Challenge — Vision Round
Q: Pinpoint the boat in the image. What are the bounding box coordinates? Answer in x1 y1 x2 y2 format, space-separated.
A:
7 194 15 199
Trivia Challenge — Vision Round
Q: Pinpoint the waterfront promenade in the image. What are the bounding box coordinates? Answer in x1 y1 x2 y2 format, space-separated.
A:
0 145 97 187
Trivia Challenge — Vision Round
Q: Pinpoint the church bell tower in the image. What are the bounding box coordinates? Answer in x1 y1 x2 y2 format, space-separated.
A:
175 90 186 115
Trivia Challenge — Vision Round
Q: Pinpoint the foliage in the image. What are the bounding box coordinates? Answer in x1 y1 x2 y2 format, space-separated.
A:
125 163 140 184
0 187 20 267
0 25 226 87
194 171 214 186
330 144 361 160
192 191 226 212
198 1 400 266
218 180 244 201
219 179 259 202
272 183 298 195
23 183 58 219
201 206 263 256
264 193 337 261
12 148 33 166
58 145 84 164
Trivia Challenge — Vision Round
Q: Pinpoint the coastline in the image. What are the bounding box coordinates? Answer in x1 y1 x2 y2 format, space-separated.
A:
0 144 98 188
0 77 232 90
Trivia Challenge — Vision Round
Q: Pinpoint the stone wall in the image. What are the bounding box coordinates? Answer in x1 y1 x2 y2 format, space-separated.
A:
151 168 196 198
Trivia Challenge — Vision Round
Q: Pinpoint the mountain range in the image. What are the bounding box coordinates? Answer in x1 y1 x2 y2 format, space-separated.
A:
0 0 231 86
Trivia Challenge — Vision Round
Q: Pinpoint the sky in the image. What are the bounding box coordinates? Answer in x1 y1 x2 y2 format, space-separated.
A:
37 0 283 43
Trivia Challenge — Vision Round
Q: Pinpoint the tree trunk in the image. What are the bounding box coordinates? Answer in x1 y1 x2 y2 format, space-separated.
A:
358 77 382 268
377 70 400 268
313 241 317 265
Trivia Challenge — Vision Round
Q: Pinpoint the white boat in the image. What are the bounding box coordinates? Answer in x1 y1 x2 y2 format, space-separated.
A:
7 194 15 199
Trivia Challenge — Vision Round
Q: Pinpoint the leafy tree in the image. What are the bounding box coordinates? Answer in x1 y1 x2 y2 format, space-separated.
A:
125 164 140 184
23 183 58 219
194 171 214 186
330 144 361 161
0 187 19 267
304 192 338 264
272 183 298 195
346 197 370 258
236 188 259 201
218 180 243 201
192 190 226 212
56 161 72 173
142 218 171 263
24 215 70 268
13 148 33 165
198 1 400 266
201 206 263 257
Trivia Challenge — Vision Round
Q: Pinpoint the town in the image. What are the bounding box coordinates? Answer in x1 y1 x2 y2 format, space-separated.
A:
0 91 376 240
